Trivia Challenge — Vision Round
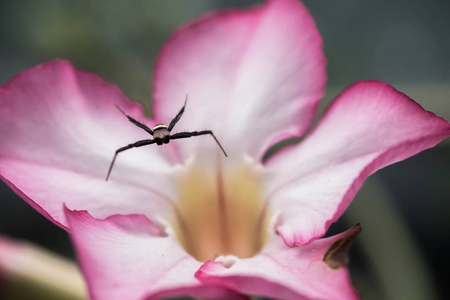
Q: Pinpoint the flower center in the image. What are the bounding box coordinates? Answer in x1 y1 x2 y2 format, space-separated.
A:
172 162 269 262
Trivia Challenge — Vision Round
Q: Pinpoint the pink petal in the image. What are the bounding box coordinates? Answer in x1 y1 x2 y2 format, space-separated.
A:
265 81 450 246
65 209 246 300
0 60 178 228
154 0 326 160
196 226 359 300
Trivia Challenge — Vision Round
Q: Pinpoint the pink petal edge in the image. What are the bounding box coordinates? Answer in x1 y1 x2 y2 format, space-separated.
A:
0 60 179 228
153 0 326 161
65 208 247 300
195 226 360 300
265 80 450 246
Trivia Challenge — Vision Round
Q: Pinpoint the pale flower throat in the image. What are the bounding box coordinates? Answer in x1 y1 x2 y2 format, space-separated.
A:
173 163 269 262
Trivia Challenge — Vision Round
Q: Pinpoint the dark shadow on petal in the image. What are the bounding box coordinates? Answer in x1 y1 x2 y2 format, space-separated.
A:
323 223 362 269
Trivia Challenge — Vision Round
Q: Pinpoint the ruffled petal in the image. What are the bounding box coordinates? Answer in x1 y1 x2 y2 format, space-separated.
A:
265 80 450 245
154 0 326 160
0 60 178 228
196 226 359 300
65 209 246 300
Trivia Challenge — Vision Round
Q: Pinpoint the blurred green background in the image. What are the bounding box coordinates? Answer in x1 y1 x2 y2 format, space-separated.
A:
0 0 449 299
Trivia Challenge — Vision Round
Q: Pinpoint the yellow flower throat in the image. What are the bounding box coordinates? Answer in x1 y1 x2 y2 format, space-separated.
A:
173 164 269 262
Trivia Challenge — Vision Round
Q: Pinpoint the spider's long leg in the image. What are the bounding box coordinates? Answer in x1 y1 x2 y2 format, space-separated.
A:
115 105 154 135
106 139 156 181
168 96 188 132
169 131 227 157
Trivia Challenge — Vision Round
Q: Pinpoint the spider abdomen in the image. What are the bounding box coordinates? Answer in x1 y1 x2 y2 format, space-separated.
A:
153 124 170 145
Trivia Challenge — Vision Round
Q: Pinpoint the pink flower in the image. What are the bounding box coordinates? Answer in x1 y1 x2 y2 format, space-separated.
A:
0 0 449 299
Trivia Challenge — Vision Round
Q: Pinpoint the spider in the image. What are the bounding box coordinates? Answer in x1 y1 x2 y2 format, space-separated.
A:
106 97 227 181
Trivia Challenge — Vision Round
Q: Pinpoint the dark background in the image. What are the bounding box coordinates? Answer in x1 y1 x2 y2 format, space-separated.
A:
1 1 449 299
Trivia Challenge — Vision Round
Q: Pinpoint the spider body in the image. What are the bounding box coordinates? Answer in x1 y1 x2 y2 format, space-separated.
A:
106 98 227 181
152 124 170 145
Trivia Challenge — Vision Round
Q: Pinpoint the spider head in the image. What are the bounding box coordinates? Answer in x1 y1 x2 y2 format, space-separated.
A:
153 124 170 145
